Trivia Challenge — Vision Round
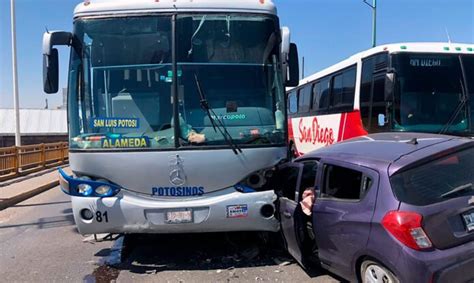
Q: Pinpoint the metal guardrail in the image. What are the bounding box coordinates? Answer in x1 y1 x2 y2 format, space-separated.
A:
0 142 68 182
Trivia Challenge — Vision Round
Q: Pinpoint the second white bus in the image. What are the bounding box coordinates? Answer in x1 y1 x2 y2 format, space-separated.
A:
288 42 474 156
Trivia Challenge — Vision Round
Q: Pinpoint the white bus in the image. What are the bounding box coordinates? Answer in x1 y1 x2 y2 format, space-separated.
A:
43 0 299 235
287 42 474 156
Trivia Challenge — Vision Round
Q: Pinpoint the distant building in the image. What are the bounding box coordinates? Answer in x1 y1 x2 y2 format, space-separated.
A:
0 109 68 147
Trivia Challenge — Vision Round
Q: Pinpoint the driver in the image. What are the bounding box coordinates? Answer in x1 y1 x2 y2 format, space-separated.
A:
174 114 206 144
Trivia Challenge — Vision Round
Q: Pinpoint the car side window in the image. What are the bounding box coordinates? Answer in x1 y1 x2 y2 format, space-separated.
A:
277 166 300 200
321 164 372 201
297 161 318 201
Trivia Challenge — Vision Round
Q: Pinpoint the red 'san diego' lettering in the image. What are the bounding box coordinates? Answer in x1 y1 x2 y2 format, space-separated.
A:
298 117 335 146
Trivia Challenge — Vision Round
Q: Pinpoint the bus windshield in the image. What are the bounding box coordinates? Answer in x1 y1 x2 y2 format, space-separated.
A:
392 53 473 135
68 14 286 150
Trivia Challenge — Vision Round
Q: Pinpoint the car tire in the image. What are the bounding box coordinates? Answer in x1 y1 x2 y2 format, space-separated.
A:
361 260 399 283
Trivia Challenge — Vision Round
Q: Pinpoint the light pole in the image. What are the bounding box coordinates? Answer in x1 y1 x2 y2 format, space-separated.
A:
363 0 377 48
10 0 21 146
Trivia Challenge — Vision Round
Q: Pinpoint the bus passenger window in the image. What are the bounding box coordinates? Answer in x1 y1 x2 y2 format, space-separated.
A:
332 74 343 107
319 78 331 111
312 82 321 110
342 68 356 105
332 67 356 111
360 53 388 131
360 57 375 129
298 85 312 113
288 91 297 114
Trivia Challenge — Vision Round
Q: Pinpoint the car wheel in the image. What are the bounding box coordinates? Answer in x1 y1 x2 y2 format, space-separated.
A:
361 260 399 283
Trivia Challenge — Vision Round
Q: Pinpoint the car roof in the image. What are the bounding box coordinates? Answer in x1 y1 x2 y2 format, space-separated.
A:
298 132 473 176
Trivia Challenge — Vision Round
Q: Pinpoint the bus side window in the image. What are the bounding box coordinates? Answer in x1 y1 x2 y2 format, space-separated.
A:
332 67 356 112
360 57 375 129
298 85 312 113
312 82 321 111
342 68 356 107
370 75 387 132
332 73 343 108
318 77 331 111
288 91 297 114
360 53 388 131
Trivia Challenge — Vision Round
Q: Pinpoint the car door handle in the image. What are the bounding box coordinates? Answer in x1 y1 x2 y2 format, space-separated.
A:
283 211 292 219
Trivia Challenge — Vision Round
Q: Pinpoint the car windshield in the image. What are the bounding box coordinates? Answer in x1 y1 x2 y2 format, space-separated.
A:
390 146 474 206
67 14 286 150
392 53 474 135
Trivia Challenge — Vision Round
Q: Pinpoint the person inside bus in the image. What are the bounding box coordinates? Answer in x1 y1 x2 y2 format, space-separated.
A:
170 112 206 144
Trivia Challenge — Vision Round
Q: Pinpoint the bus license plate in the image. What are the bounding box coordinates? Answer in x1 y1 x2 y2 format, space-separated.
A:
165 210 193 224
462 211 474 232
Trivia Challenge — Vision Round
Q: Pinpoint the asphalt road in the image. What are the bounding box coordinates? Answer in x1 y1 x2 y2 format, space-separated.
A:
0 187 342 283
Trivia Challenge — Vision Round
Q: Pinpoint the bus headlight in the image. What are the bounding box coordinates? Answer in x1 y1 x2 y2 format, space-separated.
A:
77 184 93 196
58 168 121 198
95 185 112 197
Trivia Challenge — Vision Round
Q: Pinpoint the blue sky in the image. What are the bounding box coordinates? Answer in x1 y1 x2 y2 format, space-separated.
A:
0 0 473 109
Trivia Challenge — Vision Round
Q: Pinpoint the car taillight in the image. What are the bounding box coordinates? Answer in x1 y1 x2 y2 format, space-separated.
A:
381 211 433 250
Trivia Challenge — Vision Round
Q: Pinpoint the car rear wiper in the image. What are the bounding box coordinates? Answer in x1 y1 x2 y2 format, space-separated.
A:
194 74 242 155
441 183 473 198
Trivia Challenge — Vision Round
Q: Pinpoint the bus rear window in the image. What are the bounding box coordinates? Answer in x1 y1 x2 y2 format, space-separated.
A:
390 147 474 206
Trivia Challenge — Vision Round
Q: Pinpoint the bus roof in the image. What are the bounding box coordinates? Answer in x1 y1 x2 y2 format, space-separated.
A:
74 0 277 18
295 42 474 88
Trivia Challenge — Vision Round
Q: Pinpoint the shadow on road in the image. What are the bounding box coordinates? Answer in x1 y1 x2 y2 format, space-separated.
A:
0 214 75 230
12 200 71 208
119 232 287 272
89 232 340 281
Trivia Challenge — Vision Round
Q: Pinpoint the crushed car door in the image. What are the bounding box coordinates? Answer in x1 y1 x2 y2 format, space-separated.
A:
277 160 319 266
277 163 303 264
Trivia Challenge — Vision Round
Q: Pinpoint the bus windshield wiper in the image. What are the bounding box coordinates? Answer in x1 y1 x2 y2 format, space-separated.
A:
439 56 471 134
194 74 242 155
441 183 473 198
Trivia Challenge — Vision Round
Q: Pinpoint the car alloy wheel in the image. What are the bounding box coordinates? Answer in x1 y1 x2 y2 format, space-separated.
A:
361 260 399 283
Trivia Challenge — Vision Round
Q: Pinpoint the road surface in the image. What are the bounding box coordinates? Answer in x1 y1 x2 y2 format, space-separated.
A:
0 187 342 282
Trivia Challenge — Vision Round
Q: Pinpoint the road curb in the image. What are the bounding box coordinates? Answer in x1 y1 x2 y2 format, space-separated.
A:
0 180 59 211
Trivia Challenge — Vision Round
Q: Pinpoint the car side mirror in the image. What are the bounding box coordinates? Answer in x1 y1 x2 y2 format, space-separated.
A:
43 48 59 94
286 43 300 87
385 72 396 102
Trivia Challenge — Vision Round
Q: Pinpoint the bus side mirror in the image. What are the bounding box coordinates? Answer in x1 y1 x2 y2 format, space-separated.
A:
286 43 300 87
42 31 72 94
385 72 396 102
43 49 59 94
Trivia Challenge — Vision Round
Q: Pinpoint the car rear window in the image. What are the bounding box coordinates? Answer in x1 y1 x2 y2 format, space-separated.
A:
390 147 474 206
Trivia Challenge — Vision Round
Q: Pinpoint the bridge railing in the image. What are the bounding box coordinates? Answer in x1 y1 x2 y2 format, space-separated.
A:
0 142 68 182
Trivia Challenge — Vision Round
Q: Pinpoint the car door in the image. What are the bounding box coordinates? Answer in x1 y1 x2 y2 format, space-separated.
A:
312 159 379 279
277 160 318 266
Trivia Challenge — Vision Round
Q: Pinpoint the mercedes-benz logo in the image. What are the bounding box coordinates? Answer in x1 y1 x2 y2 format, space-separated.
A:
169 155 186 186
170 168 186 186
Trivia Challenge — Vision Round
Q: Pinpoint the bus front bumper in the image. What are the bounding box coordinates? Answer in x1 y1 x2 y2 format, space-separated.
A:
71 189 280 235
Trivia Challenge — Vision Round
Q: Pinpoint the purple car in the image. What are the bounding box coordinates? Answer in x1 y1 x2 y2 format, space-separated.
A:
275 133 474 283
